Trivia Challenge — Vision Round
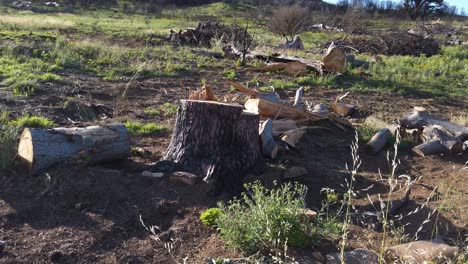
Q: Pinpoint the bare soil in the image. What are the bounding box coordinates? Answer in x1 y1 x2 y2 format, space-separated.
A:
0 69 467 263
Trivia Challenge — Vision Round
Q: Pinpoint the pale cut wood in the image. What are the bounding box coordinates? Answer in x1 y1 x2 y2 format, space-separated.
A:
259 119 278 159
18 124 130 175
330 102 355 116
163 100 262 196
281 128 306 148
401 107 468 140
365 128 391 153
244 98 325 122
189 84 216 101
322 43 347 73
228 81 280 103
293 86 304 108
412 125 464 156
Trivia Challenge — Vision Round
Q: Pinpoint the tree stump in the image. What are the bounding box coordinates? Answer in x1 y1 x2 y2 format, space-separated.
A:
163 100 263 196
18 124 131 175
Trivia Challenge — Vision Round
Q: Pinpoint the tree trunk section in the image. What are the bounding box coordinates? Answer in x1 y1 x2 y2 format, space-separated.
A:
412 125 464 156
18 124 130 175
163 100 263 196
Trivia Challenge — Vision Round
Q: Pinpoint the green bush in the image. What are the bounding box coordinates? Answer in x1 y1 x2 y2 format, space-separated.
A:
217 182 313 255
200 208 222 227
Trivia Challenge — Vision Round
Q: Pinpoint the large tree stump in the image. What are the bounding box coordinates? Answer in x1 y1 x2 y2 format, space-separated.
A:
163 100 263 196
18 124 130 175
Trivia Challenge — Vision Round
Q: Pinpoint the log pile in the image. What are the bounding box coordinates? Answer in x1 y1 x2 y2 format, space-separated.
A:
401 107 468 157
167 21 252 47
333 30 441 56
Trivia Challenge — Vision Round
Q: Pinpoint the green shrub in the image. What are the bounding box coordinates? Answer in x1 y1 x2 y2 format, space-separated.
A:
200 208 222 227
12 115 54 128
124 121 166 135
217 182 314 255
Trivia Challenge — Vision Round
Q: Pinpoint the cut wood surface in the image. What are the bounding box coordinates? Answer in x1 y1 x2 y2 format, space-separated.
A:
228 81 281 103
412 125 464 156
281 128 306 148
18 124 130 175
293 86 304 108
330 102 355 116
365 128 391 153
322 43 347 73
189 84 216 101
244 98 325 122
163 100 263 195
401 107 468 140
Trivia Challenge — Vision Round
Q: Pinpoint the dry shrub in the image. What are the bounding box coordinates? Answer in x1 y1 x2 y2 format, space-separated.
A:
268 6 310 38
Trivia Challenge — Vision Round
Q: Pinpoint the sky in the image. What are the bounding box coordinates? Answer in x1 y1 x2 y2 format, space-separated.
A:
322 0 468 14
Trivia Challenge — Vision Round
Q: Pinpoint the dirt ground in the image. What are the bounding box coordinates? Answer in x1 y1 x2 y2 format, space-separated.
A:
0 69 467 263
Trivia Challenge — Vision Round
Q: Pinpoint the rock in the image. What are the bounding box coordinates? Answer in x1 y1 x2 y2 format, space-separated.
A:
283 166 308 179
385 238 459 264
141 171 164 178
326 249 379 264
0 240 5 253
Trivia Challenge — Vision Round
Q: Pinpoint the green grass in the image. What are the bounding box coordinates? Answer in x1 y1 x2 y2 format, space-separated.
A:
144 102 178 117
0 112 19 171
124 121 166 136
11 115 54 128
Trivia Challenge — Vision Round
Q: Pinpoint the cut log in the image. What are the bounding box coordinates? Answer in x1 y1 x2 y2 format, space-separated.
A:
245 98 325 122
401 107 468 140
412 125 464 156
365 128 392 153
18 124 130 175
163 100 263 196
312 104 329 116
330 102 355 116
259 119 278 159
322 42 347 73
247 61 308 76
228 81 281 103
281 128 306 148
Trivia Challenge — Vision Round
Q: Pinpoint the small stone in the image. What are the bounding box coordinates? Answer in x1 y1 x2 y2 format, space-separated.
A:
326 249 379 264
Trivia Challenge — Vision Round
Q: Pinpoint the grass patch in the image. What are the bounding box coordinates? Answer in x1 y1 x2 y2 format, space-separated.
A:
11 115 54 128
144 102 178 117
0 112 19 172
124 121 166 136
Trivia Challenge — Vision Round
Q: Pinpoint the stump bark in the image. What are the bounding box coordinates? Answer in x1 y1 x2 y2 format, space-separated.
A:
18 124 130 175
163 100 263 195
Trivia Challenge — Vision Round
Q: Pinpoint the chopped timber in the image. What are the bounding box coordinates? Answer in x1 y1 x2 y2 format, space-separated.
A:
244 98 325 122
412 125 464 156
18 124 130 175
189 84 216 101
365 128 392 153
330 102 355 116
163 100 263 196
259 119 278 159
322 42 347 73
277 35 304 49
312 104 329 116
281 128 306 148
228 81 281 103
401 107 468 140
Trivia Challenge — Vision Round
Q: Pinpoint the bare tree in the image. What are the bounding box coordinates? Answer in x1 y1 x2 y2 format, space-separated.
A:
267 6 310 39
403 0 444 20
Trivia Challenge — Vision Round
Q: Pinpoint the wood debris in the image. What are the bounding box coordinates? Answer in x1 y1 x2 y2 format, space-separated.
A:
189 84 216 101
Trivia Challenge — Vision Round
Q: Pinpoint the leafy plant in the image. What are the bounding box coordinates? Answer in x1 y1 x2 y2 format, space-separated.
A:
217 182 314 255
200 208 222 227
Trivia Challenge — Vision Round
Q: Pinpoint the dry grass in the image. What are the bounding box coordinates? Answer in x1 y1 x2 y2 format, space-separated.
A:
0 15 75 29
